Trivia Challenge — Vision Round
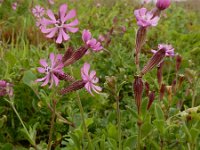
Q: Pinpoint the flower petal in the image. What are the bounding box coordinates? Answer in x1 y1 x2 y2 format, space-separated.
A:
47 9 56 21
37 67 45 73
85 82 93 96
46 27 58 38
41 74 50 86
63 9 76 22
59 4 68 22
40 59 48 67
56 29 63 43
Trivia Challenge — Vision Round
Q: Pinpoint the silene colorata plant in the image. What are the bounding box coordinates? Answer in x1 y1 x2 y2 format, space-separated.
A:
0 0 200 149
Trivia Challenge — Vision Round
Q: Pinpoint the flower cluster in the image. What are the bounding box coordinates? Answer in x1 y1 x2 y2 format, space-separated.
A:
133 1 172 113
35 4 102 95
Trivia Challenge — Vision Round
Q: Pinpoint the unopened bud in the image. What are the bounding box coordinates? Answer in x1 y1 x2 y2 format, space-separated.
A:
166 86 172 105
60 80 86 95
147 91 155 110
62 47 74 63
64 47 88 66
141 48 166 75
156 0 171 11
133 76 144 114
157 61 165 87
159 84 165 101
176 55 182 72
135 27 147 66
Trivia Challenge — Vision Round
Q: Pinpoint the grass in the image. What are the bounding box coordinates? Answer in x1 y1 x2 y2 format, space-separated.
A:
0 0 200 149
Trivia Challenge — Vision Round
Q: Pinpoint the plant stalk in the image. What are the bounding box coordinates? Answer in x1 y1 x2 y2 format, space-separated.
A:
76 91 93 149
9 101 38 149
47 100 57 150
116 96 122 150
137 124 142 150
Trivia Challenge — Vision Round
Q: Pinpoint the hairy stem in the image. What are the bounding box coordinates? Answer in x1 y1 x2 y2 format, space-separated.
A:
8 101 38 149
76 91 93 149
137 124 141 150
116 96 122 150
47 100 57 150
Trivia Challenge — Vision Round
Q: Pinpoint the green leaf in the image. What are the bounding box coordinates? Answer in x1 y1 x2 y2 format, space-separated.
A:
190 128 199 142
154 104 165 120
123 135 137 149
85 118 94 127
153 120 165 135
107 123 118 140
22 70 36 87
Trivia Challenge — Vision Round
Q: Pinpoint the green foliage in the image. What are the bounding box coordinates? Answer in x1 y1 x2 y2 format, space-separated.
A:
0 0 200 149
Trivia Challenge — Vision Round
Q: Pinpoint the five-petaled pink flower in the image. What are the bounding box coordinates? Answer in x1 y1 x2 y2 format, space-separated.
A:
82 29 103 51
151 44 175 57
134 8 160 27
81 63 102 95
41 4 79 43
36 53 64 88
32 5 45 18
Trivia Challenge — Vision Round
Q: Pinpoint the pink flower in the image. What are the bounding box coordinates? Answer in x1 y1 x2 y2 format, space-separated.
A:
156 0 170 10
0 80 13 97
12 2 17 10
32 5 45 18
36 53 64 88
48 0 54 5
41 4 79 43
81 63 102 95
134 8 160 27
82 30 103 51
151 44 175 57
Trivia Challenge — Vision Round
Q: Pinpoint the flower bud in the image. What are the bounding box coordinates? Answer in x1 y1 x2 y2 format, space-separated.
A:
60 80 86 95
135 27 147 66
157 61 164 87
177 74 185 89
147 91 155 110
141 48 166 75
54 72 75 82
133 76 144 114
156 0 171 11
159 84 165 101
62 47 74 63
166 85 172 105
64 47 88 66
176 55 182 72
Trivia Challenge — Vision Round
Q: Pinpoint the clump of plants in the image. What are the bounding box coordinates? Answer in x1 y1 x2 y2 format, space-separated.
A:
0 0 200 149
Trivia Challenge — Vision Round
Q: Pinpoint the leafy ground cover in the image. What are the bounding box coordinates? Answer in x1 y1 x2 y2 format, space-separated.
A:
0 0 200 149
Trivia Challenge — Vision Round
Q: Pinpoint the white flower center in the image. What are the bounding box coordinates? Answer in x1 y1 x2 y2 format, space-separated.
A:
45 66 52 74
55 19 63 28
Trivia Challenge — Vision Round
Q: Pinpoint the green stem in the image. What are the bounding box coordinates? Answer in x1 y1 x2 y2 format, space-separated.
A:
76 91 93 150
69 66 92 149
116 96 122 150
137 124 141 150
47 100 57 150
8 101 37 149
